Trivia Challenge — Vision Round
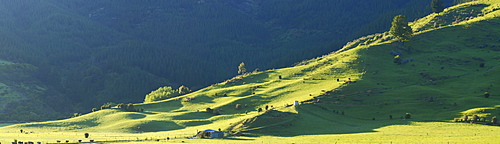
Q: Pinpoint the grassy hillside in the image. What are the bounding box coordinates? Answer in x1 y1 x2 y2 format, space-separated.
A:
0 0 441 121
2 0 500 143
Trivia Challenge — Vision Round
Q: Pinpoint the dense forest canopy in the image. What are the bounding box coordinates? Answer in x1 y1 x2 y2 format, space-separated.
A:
0 0 468 121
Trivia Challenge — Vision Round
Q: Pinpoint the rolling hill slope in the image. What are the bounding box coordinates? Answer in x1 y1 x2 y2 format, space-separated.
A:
0 0 439 121
2 0 500 143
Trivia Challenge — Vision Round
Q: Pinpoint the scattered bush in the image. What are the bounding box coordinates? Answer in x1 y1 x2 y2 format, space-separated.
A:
400 58 414 65
206 108 213 113
484 92 490 98
91 108 97 112
112 103 137 111
258 108 263 113
394 55 401 64
405 113 411 119
235 104 241 110
178 85 191 95
100 102 115 110
253 68 259 73
472 115 479 122
492 116 498 124
462 115 469 121
215 109 222 115
117 103 126 109
480 63 485 67
278 75 282 79
183 97 195 102
72 113 81 118
84 133 89 138
126 103 135 111
265 105 269 111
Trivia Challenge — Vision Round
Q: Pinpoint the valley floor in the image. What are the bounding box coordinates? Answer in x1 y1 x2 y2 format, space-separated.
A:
1 122 499 144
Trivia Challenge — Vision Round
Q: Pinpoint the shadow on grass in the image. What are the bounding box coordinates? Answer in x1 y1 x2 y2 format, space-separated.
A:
138 100 183 112
243 104 411 137
241 71 275 84
223 137 254 140
181 120 211 126
187 94 216 104
172 112 217 120
134 120 184 132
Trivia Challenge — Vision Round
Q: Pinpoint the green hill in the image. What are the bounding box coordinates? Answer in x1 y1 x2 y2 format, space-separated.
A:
2 0 500 143
0 0 438 121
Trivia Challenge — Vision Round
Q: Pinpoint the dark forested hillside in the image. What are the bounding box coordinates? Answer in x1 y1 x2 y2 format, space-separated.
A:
0 0 465 121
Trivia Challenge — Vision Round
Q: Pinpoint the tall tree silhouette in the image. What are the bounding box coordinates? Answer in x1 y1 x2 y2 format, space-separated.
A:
390 15 413 42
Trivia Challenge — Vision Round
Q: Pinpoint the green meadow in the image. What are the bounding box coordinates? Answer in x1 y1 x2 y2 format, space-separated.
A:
2 0 500 143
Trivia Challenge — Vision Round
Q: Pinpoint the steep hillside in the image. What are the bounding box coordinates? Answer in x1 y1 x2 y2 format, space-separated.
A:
0 0 439 121
2 1 500 143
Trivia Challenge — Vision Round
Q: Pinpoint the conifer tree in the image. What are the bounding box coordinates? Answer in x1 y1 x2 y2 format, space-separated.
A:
431 0 445 13
389 15 413 42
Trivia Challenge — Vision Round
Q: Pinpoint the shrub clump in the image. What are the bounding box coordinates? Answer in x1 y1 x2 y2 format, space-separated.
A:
144 86 178 102
405 113 411 119
117 103 137 111
206 108 213 113
178 85 192 95
100 102 115 110
394 55 401 64
462 115 469 121
399 58 415 65
472 115 479 122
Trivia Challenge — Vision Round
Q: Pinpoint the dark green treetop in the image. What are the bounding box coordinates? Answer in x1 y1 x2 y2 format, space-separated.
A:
431 0 445 13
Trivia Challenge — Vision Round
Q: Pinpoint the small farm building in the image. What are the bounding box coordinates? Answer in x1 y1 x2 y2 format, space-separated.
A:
193 129 224 139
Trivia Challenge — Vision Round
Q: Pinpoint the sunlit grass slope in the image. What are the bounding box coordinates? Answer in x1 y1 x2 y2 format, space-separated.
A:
2 0 500 143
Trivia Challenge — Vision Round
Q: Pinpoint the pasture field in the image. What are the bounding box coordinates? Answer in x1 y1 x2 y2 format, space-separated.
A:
1 121 500 143
2 0 500 143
